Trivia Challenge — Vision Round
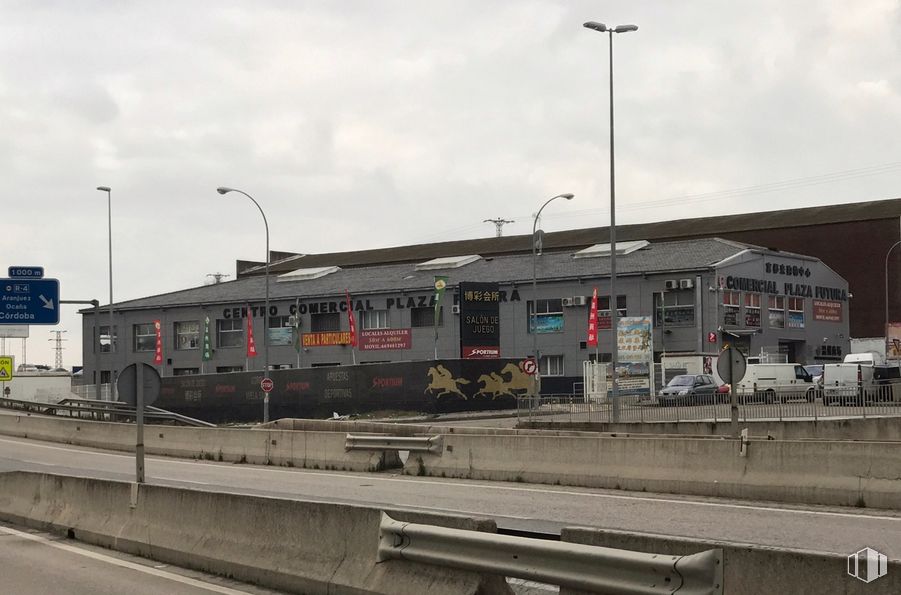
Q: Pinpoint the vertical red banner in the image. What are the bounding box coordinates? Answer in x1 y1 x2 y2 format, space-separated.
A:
586 288 599 347
345 290 357 347
153 320 163 365
246 306 258 357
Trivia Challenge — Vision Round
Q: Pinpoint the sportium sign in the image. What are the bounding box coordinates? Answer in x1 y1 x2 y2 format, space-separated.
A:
459 281 501 359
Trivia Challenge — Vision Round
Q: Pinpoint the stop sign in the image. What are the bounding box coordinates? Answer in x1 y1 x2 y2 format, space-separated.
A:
260 377 274 393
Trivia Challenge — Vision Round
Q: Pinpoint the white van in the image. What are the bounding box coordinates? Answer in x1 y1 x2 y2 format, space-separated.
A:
735 363 816 402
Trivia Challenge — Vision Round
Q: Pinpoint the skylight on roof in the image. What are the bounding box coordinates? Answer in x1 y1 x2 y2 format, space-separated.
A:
277 266 341 282
414 255 481 271
573 240 650 259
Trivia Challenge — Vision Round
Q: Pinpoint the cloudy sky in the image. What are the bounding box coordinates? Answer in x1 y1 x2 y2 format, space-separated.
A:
2 0 900 369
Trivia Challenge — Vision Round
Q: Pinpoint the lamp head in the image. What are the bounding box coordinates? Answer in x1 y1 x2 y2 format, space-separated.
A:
561 193 575 200
96 186 111 192
583 21 607 32
216 187 233 195
613 24 638 33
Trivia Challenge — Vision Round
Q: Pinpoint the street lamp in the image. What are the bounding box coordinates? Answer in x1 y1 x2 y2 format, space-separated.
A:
532 193 575 401
885 240 901 355
584 20 638 421
217 186 271 422
96 186 115 399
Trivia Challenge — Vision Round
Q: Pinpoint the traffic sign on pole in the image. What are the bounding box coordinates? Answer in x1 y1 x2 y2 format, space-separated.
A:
520 358 537 376
261 377 274 393
8 266 44 279
0 278 60 325
0 356 13 381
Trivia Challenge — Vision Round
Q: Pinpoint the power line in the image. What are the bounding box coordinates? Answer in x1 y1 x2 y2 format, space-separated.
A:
48 330 67 370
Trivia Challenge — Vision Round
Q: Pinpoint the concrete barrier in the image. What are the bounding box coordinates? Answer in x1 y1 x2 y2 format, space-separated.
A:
520 416 901 441
406 433 901 509
0 471 512 595
0 414 394 472
559 527 900 595
266 417 596 437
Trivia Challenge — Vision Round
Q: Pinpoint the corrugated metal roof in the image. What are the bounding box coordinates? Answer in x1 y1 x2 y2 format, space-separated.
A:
102 237 748 312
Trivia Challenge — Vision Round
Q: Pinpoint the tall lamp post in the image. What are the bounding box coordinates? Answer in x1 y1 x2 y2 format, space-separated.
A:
885 240 901 357
96 186 115 399
217 187 271 423
583 20 637 421
532 193 575 400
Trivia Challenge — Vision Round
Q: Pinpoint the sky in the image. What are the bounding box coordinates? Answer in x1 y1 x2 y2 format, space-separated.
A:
2 0 900 369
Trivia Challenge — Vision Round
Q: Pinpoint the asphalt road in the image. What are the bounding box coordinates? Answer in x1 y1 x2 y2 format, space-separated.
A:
1 435 898 562
0 519 283 595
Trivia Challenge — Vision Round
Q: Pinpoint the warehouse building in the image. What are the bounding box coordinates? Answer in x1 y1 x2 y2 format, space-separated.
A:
81 236 849 397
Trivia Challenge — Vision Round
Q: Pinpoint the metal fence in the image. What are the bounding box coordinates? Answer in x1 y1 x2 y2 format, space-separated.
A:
519 383 901 424
70 383 113 401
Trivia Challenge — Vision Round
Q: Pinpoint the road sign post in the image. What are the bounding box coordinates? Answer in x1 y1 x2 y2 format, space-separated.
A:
0 278 60 325
117 363 161 484
717 346 747 439
261 377 273 423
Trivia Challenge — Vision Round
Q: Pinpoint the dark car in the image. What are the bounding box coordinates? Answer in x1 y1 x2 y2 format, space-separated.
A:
658 374 718 406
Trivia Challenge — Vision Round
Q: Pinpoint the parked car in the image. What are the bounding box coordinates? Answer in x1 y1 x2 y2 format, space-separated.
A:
658 374 718 406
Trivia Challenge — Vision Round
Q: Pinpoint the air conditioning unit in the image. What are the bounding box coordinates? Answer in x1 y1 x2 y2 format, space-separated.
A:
679 278 695 289
664 279 679 290
451 304 461 314
572 295 588 306
562 297 575 307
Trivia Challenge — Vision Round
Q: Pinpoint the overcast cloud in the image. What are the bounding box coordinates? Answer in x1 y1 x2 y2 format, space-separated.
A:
2 0 900 368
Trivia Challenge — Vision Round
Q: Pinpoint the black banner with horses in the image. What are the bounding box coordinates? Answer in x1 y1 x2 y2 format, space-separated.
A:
155 358 537 423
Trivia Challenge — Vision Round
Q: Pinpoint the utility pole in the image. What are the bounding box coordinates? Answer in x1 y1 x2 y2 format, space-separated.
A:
49 330 67 369
483 218 514 237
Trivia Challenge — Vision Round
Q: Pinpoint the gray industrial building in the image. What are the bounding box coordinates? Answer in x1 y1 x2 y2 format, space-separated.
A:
81 236 849 395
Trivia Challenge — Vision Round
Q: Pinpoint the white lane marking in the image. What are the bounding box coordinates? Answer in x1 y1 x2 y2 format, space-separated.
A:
2 435 899 523
0 524 253 594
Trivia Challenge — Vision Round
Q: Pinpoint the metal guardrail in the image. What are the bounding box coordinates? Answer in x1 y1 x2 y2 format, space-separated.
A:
0 397 214 427
519 384 901 425
345 434 442 453
378 512 723 594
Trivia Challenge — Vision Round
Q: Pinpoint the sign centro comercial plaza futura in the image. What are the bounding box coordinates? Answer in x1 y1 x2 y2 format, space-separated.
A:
459 281 501 359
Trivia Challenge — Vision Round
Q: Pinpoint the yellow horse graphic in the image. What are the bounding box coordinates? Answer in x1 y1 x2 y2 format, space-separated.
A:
475 373 510 398
425 365 470 400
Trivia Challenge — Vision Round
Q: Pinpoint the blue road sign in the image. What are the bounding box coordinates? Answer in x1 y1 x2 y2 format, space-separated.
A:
0 278 60 325
8 266 44 279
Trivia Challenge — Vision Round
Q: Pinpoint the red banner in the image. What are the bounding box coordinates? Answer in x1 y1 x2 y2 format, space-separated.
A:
153 320 163 365
359 328 412 351
246 307 258 357
345 290 357 347
587 288 599 347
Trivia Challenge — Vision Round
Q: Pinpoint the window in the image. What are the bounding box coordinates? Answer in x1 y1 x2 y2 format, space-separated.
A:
267 315 294 346
216 366 244 373
744 293 761 327
655 291 694 326
311 312 340 332
528 299 564 333
173 367 199 376
788 297 805 329
540 355 564 376
216 319 243 348
723 291 740 326
97 325 118 353
133 323 156 352
360 309 389 330
411 306 443 328
175 321 200 350
768 295 785 328
598 295 627 318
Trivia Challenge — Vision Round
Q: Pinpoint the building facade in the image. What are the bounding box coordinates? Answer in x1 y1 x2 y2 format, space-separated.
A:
81 237 849 398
